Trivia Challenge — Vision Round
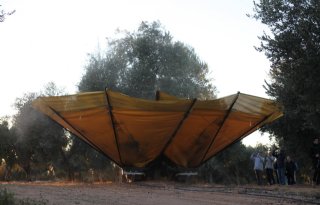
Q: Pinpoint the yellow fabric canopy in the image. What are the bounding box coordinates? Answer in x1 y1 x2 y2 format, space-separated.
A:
32 89 282 168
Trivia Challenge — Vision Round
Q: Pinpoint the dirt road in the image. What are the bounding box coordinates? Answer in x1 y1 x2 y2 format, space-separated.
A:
1 181 320 205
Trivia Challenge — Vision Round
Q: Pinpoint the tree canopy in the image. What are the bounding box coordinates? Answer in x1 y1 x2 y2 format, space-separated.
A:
0 117 16 170
0 4 15 22
1 83 111 181
253 0 320 166
11 84 69 179
79 21 216 99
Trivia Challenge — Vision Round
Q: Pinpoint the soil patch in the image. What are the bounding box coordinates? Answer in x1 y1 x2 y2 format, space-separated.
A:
1 181 320 205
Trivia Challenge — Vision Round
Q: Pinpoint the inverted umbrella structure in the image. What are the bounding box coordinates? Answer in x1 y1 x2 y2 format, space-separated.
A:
32 89 282 168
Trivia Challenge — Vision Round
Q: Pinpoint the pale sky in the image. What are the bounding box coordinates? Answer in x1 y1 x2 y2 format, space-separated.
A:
0 0 273 146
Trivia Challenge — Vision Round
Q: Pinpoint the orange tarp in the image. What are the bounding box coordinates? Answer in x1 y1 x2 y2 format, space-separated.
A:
32 89 282 168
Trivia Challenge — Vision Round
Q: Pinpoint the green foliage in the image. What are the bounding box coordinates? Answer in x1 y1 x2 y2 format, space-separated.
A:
12 91 67 179
59 135 111 181
252 0 320 174
0 117 17 168
79 21 216 99
10 83 110 181
7 83 75 180
199 142 257 184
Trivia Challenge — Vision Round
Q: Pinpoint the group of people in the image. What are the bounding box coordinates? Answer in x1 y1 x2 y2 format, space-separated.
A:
250 149 297 186
250 136 320 186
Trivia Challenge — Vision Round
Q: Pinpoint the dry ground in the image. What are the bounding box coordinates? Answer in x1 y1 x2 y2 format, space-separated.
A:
1 181 320 205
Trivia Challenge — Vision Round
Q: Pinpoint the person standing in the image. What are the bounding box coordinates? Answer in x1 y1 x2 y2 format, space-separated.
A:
273 159 280 184
265 151 276 185
285 156 296 185
273 149 286 185
311 137 320 185
251 152 265 185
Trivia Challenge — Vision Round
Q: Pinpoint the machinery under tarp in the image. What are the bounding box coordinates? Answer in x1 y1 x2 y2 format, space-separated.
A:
32 89 282 168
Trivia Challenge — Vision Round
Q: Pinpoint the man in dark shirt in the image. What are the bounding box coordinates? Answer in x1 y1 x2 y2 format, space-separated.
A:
273 149 286 185
285 156 296 185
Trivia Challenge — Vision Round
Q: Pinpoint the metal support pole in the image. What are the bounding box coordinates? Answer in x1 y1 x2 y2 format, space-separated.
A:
105 89 123 165
200 92 240 163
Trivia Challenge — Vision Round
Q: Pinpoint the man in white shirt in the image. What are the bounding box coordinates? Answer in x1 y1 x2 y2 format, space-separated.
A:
265 151 276 185
250 152 265 185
